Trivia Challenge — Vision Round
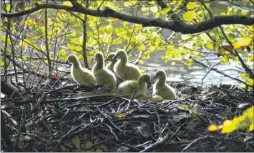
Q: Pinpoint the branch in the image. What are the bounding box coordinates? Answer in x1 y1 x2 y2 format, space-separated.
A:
193 58 254 88
1 3 254 34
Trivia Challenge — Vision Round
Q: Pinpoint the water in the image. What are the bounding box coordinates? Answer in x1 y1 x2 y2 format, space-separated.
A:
141 49 251 86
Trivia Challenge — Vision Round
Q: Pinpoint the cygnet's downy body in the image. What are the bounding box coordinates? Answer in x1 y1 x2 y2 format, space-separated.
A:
68 54 96 87
117 74 150 98
92 52 117 90
113 50 141 81
152 70 176 100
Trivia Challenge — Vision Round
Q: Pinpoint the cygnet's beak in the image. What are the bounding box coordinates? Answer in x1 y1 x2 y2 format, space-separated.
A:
66 60 70 64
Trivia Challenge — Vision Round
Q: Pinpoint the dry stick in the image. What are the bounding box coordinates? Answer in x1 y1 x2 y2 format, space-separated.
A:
140 123 170 152
44 0 52 75
81 0 89 68
9 23 19 85
96 106 123 133
141 123 184 152
2 18 10 82
4 54 47 78
104 123 119 141
13 93 46 151
201 61 220 85
125 89 138 110
193 59 253 88
181 135 209 152
54 123 93 150
1 111 15 152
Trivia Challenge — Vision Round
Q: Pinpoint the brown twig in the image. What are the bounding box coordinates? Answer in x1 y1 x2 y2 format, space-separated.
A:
14 93 46 151
44 0 52 75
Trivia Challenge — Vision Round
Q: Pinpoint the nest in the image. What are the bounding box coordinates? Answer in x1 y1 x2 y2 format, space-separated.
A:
1 78 254 152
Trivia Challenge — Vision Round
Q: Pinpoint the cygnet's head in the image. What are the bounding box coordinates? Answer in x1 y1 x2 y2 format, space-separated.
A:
105 52 116 61
154 70 166 79
115 50 127 59
94 52 104 62
68 54 79 64
139 74 151 84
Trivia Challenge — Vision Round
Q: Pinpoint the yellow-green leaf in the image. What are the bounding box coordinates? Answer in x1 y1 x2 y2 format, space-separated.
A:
6 3 11 12
124 1 137 7
249 123 254 131
183 11 195 22
115 113 125 119
75 46 82 51
160 7 171 15
105 25 113 33
138 44 146 52
233 56 239 62
59 49 66 57
186 58 193 67
187 2 198 10
220 56 229 64
241 10 248 15
150 6 158 13
1 60 5 67
63 1 73 7
234 37 252 48
19 39 30 47
205 42 214 50
22 55 27 61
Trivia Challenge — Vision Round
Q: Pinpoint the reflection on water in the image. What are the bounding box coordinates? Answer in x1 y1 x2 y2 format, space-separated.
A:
142 50 251 86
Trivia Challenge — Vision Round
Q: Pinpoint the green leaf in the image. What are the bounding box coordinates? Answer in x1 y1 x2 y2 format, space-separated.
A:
186 58 193 67
220 56 229 64
59 49 66 57
1 59 5 67
124 1 137 7
6 3 11 12
204 42 214 50
183 11 195 22
22 55 27 61
186 2 198 10
105 25 113 33
63 1 73 7
160 7 171 15
150 6 158 13
241 10 248 15
138 44 146 52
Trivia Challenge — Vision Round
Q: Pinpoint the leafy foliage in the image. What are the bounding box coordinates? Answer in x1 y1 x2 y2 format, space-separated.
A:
0 0 253 85
207 105 254 133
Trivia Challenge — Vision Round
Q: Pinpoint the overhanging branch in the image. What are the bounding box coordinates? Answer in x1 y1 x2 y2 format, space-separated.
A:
1 3 254 34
